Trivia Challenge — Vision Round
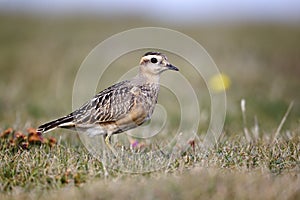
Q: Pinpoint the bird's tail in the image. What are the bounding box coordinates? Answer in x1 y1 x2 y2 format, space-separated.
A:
37 115 74 134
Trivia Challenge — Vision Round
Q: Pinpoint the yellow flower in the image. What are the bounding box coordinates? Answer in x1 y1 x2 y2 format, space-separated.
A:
209 73 231 92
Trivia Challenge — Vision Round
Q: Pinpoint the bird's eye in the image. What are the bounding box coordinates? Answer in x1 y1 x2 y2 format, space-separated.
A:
151 58 158 63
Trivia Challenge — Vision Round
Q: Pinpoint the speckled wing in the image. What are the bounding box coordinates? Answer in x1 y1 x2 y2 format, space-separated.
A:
37 80 157 135
37 80 136 134
71 80 135 125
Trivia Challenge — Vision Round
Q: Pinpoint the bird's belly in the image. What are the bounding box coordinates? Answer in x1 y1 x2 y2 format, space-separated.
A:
76 126 107 137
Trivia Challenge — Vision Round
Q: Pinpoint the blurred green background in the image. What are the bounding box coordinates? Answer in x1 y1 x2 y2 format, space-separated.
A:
0 1 299 135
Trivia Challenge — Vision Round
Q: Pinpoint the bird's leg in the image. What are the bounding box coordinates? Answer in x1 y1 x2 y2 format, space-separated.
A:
105 133 117 157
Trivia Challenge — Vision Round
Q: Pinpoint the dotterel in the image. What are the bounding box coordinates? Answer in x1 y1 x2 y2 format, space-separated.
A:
37 52 179 154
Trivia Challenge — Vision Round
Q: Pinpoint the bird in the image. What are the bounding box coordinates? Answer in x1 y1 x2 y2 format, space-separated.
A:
37 52 179 155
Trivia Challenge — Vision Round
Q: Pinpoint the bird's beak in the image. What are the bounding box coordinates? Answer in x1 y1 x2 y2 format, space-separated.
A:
166 63 179 71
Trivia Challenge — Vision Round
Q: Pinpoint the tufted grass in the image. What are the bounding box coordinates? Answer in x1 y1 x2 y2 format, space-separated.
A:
0 128 299 199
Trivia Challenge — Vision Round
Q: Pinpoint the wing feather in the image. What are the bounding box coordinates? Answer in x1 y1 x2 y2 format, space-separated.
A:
71 80 135 125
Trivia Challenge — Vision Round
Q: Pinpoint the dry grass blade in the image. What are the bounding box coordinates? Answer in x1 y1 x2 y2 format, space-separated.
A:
241 99 252 142
272 101 294 144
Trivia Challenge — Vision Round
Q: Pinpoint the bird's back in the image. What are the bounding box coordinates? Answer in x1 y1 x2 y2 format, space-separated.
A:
73 80 134 124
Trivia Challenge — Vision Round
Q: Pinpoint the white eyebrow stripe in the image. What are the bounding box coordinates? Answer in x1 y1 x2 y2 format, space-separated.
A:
142 55 163 61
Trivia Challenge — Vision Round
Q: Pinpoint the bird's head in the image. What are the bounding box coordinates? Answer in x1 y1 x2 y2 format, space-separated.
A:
139 52 179 76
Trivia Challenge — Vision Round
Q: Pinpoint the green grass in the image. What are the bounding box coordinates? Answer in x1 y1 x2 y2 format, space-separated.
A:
0 13 300 199
0 130 299 199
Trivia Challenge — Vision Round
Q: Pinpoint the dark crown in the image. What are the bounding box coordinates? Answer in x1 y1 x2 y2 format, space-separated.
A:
143 52 163 57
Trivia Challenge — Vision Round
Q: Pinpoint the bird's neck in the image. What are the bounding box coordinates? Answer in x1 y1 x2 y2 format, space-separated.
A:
136 70 160 84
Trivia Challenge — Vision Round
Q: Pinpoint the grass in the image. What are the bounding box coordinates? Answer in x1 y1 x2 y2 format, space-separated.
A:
0 13 300 199
0 128 299 199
